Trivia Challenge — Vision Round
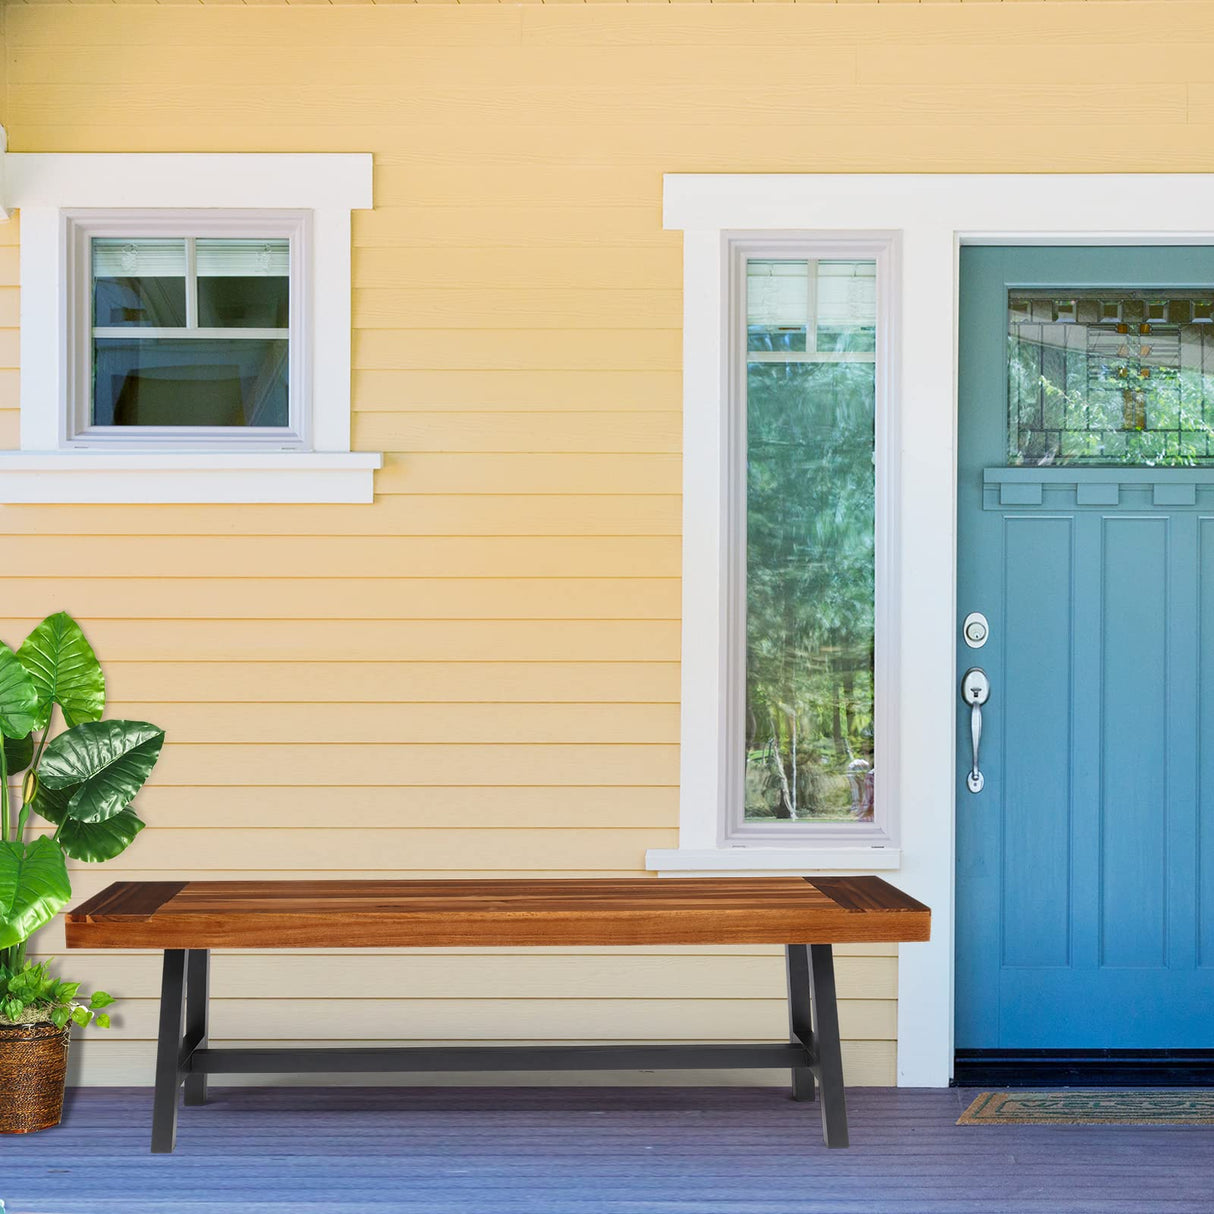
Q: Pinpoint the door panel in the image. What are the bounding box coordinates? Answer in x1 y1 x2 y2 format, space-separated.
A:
957 246 1214 1051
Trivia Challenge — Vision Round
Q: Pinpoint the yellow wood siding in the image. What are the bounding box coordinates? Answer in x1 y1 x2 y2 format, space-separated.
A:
3 0 1208 1088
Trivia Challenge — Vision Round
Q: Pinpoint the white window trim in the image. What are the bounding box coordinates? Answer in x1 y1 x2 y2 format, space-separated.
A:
1 152 380 503
654 172 1214 1091
648 224 902 876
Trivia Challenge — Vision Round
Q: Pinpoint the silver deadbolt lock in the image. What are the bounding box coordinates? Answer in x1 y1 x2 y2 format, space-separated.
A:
962 612 989 649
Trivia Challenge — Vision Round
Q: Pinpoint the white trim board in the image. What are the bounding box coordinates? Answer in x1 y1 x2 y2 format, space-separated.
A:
0 451 381 504
657 171 1214 1089
2 153 377 504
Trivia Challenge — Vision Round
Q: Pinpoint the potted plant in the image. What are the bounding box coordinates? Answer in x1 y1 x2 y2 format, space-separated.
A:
0 612 164 1134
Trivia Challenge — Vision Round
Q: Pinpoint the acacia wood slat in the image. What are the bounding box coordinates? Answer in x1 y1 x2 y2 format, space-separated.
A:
66 876 929 949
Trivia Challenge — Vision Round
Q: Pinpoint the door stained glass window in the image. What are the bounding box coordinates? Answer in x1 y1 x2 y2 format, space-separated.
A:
1009 291 1214 465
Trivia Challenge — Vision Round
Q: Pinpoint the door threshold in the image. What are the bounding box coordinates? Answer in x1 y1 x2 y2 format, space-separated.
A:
954 1050 1214 1088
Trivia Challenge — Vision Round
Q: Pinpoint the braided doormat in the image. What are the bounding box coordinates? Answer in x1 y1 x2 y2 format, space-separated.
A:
959 1090 1214 1126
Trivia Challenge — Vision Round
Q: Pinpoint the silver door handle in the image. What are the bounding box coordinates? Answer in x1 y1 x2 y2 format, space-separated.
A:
961 668 990 793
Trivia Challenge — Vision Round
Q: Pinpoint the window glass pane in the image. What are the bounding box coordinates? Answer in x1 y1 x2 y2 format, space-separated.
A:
1009 290 1214 465
92 238 187 328
196 239 290 329
93 338 289 428
744 259 876 823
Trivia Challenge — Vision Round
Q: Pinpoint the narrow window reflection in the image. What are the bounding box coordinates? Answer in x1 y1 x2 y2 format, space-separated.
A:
744 259 877 822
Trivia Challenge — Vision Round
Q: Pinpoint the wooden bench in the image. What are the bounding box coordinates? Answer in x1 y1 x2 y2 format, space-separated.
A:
65 875 930 1154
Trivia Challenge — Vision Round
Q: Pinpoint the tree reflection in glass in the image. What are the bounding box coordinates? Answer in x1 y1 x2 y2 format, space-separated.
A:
744 260 876 822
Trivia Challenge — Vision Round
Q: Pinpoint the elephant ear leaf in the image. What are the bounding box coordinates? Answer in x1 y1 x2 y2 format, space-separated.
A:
3 733 34 775
39 721 164 825
21 779 144 863
18 612 105 731
27 779 78 827
0 643 39 740
56 811 146 864
0 837 72 950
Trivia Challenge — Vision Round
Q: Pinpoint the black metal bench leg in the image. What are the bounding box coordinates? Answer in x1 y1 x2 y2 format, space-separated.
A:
784 944 816 1102
808 943 849 1148
183 949 210 1107
151 949 187 1154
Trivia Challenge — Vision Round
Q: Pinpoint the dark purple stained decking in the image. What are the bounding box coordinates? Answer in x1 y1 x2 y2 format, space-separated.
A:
4 1085 1213 1212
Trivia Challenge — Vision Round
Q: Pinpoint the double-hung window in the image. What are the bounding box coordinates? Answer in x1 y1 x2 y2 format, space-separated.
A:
0 151 378 503
75 215 305 447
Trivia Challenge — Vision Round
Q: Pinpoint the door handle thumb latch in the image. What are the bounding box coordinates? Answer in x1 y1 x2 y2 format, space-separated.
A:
961 668 990 793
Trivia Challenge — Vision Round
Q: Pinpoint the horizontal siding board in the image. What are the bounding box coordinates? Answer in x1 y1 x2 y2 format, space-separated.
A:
373 454 682 495
0 577 682 617
859 40 1214 86
6 84 1190 129
356 249 683 292
352 412 683 454
352 369 682 410
517 4 1214 47
35 826 676 871
124 742 679 785
0 289 19 328
15 2 1204 48
0 619 682 661
86 702 681 743
24 121 1214 175
352 288 682 329
8 46 858 90
353 329 679 372
6 7 528 47
28 952 897 1004
76 786 682 830
1 537 681 577
49 997 897 1043
0 330 20 368
99 661 681 703
0 497 683 535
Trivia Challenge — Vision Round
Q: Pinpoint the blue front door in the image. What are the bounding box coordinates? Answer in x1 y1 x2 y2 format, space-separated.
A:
956 246 1214 1050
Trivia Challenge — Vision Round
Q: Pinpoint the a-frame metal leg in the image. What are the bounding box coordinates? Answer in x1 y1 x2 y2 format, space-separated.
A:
151 949 187 1154
183 949 210 1107
784 944 816 1102
808 943 849 1148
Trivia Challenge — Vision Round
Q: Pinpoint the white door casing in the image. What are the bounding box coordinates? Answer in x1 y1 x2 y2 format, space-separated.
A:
663 173 1214 1086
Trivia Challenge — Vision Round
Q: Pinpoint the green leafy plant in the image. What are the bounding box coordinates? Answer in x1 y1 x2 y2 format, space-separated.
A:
0 958 113 1030
0 612 164 1028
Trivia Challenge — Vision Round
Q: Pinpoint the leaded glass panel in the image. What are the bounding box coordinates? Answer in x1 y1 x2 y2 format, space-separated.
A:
1009 290 1214 465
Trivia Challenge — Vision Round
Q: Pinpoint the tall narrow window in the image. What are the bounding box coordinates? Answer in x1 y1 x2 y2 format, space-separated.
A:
741 257 877 826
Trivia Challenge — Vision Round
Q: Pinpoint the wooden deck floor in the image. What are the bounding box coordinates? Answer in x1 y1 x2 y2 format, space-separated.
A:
4 1085 1213 1213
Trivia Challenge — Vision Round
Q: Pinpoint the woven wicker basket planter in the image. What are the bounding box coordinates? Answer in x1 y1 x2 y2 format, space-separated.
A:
0 1021 70 1134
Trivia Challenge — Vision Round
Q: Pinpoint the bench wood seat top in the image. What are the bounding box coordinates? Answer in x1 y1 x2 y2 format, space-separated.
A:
66 876 930 950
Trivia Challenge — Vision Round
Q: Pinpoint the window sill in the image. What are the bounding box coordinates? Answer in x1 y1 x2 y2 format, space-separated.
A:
645 847 902 876
0 451 382 504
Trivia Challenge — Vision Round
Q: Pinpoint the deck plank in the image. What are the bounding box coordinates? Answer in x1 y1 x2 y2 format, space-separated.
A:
5 1087 1214 1212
